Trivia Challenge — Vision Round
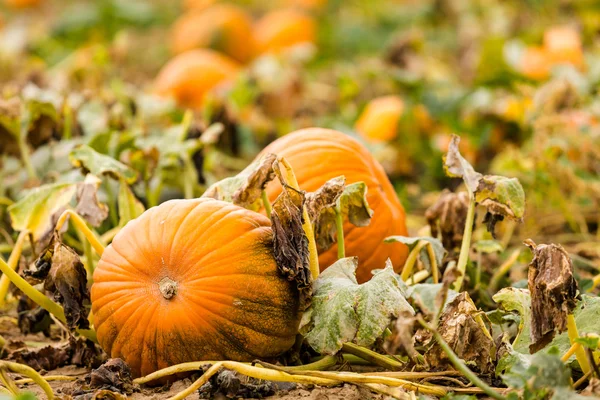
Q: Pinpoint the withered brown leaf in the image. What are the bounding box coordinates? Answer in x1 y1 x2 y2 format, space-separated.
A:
425 189 471 251
90 358 135 394
425 292 496 374
270 181 311 310
75 174 109 227
526 239 579 353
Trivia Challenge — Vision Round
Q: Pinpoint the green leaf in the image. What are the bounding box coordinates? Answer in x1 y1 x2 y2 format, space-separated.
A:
385 235 446 271
70 144 138 184
8 183 77 240
574 335 600 350
407 283 459 315
118 179 145 227
299 257 414 354
494 289 600 359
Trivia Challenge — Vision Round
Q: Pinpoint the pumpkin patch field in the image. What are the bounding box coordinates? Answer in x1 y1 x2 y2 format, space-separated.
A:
0 0 599 399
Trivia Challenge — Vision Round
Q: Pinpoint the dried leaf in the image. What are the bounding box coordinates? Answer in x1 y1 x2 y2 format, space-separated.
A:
202 153 277 211
425 190 470 251
299 257 414 355
90 359 134 395
8 182 77 240
198 369 277 399
117 179 144 227
425 292 496 373
17 297 52 336
309 180 373 251
75 175 109 227
8 337 104 371
385 236 446 271
70 145 138 184
384 310 420 362
526 240 579 353
270 181 311 310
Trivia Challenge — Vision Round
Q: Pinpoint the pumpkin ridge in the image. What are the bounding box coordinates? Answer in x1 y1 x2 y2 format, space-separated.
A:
121 300 160 374
93 293 144 333
105 299 153 358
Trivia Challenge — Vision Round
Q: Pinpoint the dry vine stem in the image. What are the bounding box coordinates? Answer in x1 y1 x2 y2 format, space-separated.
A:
0 361 54 399
55 210 105 257
275 157 320 279
0 230 29 306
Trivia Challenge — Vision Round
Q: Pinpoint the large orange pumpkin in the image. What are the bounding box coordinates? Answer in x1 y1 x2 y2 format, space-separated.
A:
260 128 409 283
170 4 255 63
91 199 301 377
154 49 241 109
355 95 405 143
253 9 316 56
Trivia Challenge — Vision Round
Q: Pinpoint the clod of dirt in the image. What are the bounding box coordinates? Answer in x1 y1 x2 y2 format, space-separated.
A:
198 369 279 399
425 292 496 374
526 239 579 353
425 189 471 251
89 358 135 395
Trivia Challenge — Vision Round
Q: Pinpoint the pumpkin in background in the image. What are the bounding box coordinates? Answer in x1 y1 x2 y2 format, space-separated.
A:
3 0 41 8
520 46 550 81
260 128 409 283
154 49 241 109
170 4 255 63
91 199 301 377
544 25 584 69
182 0 215 11
355 95 404 143
253 9 316 56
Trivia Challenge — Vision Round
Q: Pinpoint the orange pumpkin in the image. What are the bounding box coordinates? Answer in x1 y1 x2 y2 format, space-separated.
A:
253 9 316 56
170 4 255 63
154 49 241 109
520 46 550 80
544 25 584 69
355 95 404 142
3 0 41 8
260 128 409 283
91 199 301 377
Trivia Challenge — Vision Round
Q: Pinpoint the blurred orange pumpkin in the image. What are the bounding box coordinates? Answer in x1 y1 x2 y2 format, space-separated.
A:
355 95 404 142
520 46 551 81
544 25 584 69
260 128 409 283
253 9 316 56
171 4 255 63
182 0 215 11
3 0 41 8
154 49 241 109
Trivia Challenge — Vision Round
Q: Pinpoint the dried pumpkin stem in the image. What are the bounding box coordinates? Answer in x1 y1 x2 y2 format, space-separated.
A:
0 361 54 400
418 316 506 400
401 241 427 282
261 190 272 218
567 314 591 374
335 206 345 259
0 257 97 342
408 269 430 285
0 385 11 395
277 157 320 279
426 243 439 284
55 210 105 257
267 356 338 372
0 366 19 395
342 342 404 371
0 230 29 306
452 199 476 291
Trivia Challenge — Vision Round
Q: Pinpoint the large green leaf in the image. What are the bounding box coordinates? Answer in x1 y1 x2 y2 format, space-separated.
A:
69 145 138 183
299 257 414 354
8 183 77 240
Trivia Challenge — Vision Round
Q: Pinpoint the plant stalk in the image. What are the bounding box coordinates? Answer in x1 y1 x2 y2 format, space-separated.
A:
452 199 476 291
335 206 345 259
0 361 54 399
55 210 105 257
261 190 272 218
567 314 591 374
0 230 29 306
342 342 404 371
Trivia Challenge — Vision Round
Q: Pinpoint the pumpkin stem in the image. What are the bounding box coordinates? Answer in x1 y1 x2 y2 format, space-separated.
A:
276 157 320 279
334 206 345 259
0 230 29 307
55 210 105 257
159 277 178 299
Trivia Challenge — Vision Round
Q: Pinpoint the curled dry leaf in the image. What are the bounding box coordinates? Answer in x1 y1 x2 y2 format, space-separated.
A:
270 178 312 310
17 296 53 336
9 337 105 371
425 190 471 251
202 153 277 211
443 135 525 235
75 174 109 227
90 358 135 395
199 369 277 399
307 178 373 251
525 239 579 353
70 145 138 184
425 292 496 374
299 257 414 355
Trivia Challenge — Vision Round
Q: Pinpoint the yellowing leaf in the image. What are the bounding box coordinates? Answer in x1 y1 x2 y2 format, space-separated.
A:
70 145 138 184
